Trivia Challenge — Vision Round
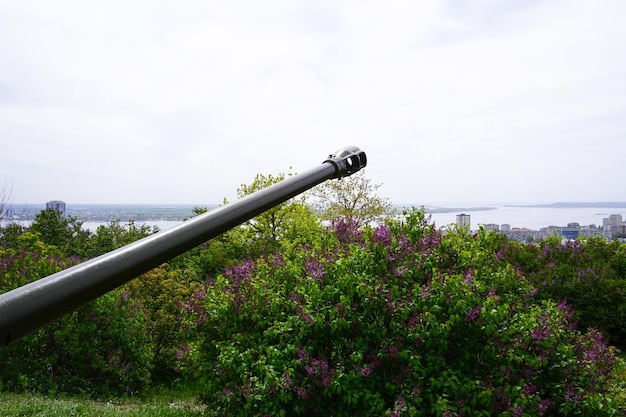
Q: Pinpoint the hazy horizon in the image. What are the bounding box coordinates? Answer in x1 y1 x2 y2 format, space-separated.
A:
6 201 626 209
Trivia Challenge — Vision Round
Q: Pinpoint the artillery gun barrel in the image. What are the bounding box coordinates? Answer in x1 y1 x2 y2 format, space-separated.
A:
0 146 366 346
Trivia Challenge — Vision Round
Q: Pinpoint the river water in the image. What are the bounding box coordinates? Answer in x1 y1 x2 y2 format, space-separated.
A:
65 206 626 232
2 205 624 232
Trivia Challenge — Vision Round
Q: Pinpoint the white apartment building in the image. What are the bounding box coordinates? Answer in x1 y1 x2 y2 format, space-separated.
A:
456 213 470 230
46 200 66 216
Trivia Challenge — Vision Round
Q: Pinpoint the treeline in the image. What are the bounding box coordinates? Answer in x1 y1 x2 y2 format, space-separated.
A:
1 173 626 415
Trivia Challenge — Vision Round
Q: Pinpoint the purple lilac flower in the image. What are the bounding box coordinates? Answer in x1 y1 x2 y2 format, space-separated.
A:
305 257 325 280
372 225 392 245
392 265 408 277
388 345 399 358
557 298 571 313
565 385 581 404
336 303 345 317
395 395 405 406
295 386 308 400
397 233 411 251
532 328 549 343
224 259 254 289
270 251 285 267
537 398 550 416
465 305 482 323
511 405 523 417
333 218 362 244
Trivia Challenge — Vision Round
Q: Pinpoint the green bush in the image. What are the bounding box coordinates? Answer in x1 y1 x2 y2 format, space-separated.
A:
0 229 153 398
0 288 153 397
502 236 626 349
181 209 625 415
125 265 201 386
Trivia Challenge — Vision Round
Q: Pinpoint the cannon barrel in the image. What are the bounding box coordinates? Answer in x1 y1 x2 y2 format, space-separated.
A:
0 146 367 347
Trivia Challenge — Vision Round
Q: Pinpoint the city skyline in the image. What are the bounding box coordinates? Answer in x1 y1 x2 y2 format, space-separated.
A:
3 201 625 234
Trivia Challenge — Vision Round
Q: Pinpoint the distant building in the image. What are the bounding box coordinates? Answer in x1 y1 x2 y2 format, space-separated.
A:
456 213 470 230
492 213 625 243
604 214 625 238
562 223 580 240
46 200 66 216
580 225 605 239
504 227 539 242
482 223 500 232
609 214 623 228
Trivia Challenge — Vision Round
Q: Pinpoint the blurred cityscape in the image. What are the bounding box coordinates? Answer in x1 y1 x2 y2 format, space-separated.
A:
2 200 625 242
455 213 626 242
1 201 208 223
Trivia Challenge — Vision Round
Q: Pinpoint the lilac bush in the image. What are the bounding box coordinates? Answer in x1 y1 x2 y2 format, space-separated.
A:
0 228 153 397
182 209 626 416
501 235 626 349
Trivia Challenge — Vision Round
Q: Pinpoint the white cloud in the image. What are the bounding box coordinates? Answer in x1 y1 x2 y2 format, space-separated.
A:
0 0 624 205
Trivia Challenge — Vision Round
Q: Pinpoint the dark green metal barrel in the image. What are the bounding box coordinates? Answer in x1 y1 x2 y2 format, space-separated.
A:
0 146 366 346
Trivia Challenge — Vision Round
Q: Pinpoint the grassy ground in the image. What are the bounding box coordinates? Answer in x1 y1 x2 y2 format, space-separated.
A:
2 356 625 416
0 390 206 417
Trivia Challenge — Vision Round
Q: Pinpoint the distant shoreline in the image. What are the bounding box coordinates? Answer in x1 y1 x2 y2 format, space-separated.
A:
396 202 626 213
421 206 497 214
505 202 626 209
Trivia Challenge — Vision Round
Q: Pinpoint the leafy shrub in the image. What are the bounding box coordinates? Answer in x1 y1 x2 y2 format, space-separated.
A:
125 265 201 385
0 291 153 397
181 209 625 415
0 229 153 397
502 236 626 349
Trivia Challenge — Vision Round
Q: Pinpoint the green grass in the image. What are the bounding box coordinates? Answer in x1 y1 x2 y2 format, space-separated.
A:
0 391 205 417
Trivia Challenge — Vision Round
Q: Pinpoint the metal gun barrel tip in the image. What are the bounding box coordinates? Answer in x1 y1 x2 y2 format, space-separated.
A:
324 146 367 178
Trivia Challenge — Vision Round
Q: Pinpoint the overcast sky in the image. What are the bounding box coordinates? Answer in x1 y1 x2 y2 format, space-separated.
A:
1 0 624 206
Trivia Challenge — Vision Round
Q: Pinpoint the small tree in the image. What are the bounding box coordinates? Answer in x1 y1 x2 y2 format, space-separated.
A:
307 170 394 226
85 219 157 258
0 178 12 219
29 208 91 258
228 171 322 256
